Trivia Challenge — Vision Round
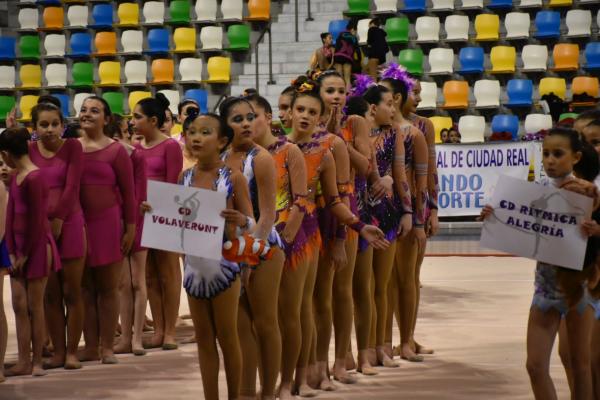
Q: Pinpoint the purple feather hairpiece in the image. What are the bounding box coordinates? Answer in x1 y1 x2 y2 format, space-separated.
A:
349 73 376 98
380 63 415 92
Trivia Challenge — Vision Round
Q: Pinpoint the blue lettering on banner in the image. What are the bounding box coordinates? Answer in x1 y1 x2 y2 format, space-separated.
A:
438 173 484 209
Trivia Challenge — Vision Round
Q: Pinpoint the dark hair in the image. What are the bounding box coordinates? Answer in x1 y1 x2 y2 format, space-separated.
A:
370 18 381 27
105 114 126 140
245 94 273 115
37 94 61 109
585 119 600 130
281 86 295 96
243 88 257 96
32 102 64 127
312 69 344 86
185 111 232 151
380 77 409 107
178 99 199 115
346 96 369 117
320 32 331 43
83 95 113 119
0 127 31 157
363 84 391 106
346 20 357 31
546 127 584 154
290 75 325 115
136 93 170 128
62 122 81 139
218 96 255 138
574 140 600 182
182 106 200 133
577 109 600 122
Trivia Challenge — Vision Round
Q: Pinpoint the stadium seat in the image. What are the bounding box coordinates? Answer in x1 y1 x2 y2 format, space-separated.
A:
399 49 424 75
19 35 40 59
53 93 70 117
89 3 114 29
117 3 139 27
571 76 599 106
548 0 572 6
428 48 454 74
71 62 94 87
146 29 170 54
0 37 16 61
169 0 191 24
151 59 175 84
0 66 15 89
195 0 218 22
345 0 370 16
373 0 396 13
524 114 552 134
44 63 67 87
329 20 348 45
19 64 41 88
206 56 231 83
121 30 143 54
37 0 60 5
19 95 39 121
474 80 501 108
179 57 203 82
460 0 483 8
158 90 180 115
18 8 38 30
226 24 251 51
418 82 437 109
183 89 209 114
505 79 533 107
173 27 197 52
431 0 454 11
519 0 541 7
66 5 88 28
103 92 124 116
475 14 500 41
402 0 426 13
444 15 469 41
534 11 561 39
539 77 567 100
491 115 519 140
68 32 92 57
42 7 64 30
415 16 440 42
74 92 93 117
490 46 516 74
488 0 513 9
221 0 243 21
128 91 153 114
94 31 117 56
143 1 165 24
44 34 65 57
505 12 530 39
247 0 271 21
97 61 121 86
200 26 223 50
385 17 410 45
585 42 600 70
442 81 469 109
0 96 16 121
458 116 485 143
357 19 370 45
429 116 453 143
458 47 484 74
552 43 579 72
566 10 592 37
522 44 548 71
124 60 148 84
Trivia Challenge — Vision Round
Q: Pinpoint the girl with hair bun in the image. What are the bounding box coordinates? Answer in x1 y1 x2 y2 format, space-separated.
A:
131 93 184 351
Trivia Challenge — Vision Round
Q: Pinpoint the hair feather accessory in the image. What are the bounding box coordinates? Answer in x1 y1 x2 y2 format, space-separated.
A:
380 63 415 92
349 74 376 98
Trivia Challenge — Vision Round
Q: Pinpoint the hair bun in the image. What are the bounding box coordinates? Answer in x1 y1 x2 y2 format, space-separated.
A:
155 92 170 111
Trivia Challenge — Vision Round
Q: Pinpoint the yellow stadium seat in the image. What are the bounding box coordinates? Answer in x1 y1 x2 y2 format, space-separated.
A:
429 116 453 143
151 59 175 84
98 61 121 86
552 43 579 71
549 0 572 6
442 81 469 109
117 2 139 26
173 27 196 52
42 7 64 30
475 14 500 41
94 31 117 56
539 77 566 100
20 64 42 89
490 46 516 74
19 95 39 121
206 57 231 83
128 91 152 114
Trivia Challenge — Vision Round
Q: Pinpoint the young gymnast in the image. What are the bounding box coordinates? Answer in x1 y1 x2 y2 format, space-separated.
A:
219 96 284 400
28 103 86 370
78 97 136 364
278 86 295 131
161 108 175 137
481 128 600 400
0 157 9 382
132 94 184 351
1 127 61 376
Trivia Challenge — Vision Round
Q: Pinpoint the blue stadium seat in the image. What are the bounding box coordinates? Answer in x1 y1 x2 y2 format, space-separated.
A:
0 37 16 61
329 20 348 46
89 4 114 29
491 115 520 140
488 0 513 9
458 47 484 74
534 11 561 39
145 29 170 54
67 32 92 58
505 79 533 107
402 0 427 13
585 42 600 70
183 89 208 114
36 0 61 5
53 93 70 117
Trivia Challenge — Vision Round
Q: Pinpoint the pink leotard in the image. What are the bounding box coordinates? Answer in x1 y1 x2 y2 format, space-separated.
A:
80 141 136 267
134 138 183 184
131 148 147 254
29 139 86 260
6 169 61 279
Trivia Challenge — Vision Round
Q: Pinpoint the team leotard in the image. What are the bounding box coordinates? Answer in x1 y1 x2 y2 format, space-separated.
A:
134 138 183 184
29 139 86 260
6 169 61 279
80 141 136 267
131 149 147 254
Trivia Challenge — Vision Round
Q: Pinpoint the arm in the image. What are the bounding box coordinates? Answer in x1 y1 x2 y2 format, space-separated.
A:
229 171 255 241
421 118 439 212
412 128 429 228
52 140 84 220
133 151 148 204
0 184 8 241
346 116 371 177
114 146 136 254
5 184 15 258
320 152 361 230
253 149 277 241
392 126 412 214
23 173 48 258
280 145 308 244
331 135 352 238
164 140 184 184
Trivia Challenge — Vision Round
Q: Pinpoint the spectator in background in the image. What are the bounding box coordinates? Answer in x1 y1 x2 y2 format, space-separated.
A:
448 127 461 143
334 21 359 88
440 128 449 144
310 33 334 71
243 88 257 97
366 18 389 80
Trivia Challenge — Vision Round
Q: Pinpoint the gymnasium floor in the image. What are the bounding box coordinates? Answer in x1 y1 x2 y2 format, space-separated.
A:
0 251 569 399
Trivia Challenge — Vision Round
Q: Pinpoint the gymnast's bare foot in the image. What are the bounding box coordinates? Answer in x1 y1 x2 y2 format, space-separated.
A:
316 361 336 391
333 360 356 384
278 383 295 400
400 343 424 362
43 353 65 369
64 354 82 370
357 351 378 376
5 361 32 376
367 348 377 366
384 342 393 359
414 340 434 355
376 347 399 368
295 383 318 397
113 339 132 354
143 333 163 349
78 347 100 362
345 350 356 371
32 364 47 377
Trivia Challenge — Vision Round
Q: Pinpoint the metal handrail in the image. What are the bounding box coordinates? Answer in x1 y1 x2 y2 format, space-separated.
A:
254 24 275 94
295 0 313 43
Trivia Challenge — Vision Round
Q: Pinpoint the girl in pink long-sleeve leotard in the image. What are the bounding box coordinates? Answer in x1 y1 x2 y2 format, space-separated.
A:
131 94 183 350
78 97 136 364
1 127 61 377
29 103 87 371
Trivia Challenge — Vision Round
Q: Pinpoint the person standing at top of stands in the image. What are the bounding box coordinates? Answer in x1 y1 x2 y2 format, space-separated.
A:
311 33 335 71
334 21 359 89
366 19 389 80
